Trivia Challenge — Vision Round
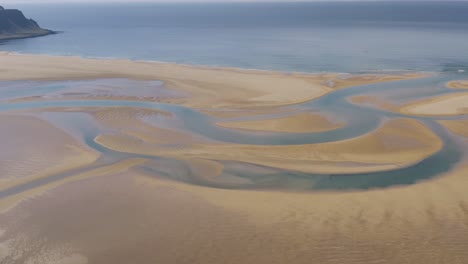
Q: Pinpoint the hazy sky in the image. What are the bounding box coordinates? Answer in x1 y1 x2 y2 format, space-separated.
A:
2 0 465 4
4 0 461 3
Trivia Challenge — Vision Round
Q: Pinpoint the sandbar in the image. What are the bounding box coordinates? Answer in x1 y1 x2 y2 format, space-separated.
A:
447 80 468 89
439 120 468 138
401 92 468 116
217 112 343 133
0 52 428 109
95 118 443 174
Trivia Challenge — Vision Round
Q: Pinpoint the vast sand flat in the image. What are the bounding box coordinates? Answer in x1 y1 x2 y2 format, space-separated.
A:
401 92 468 116
217 112 343 133
0 53 427 108
447 80 468 89
0 53 464 264
0 115 99 191
1 161 467 264
439 120 468 138
96 118 443 174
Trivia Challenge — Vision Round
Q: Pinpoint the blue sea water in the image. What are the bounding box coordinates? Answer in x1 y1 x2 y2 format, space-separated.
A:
2 1 468 73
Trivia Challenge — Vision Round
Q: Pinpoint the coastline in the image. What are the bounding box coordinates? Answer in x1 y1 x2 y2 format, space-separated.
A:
0 30 56 42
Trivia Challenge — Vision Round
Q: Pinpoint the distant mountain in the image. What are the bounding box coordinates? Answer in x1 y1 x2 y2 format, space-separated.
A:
0 6 54 42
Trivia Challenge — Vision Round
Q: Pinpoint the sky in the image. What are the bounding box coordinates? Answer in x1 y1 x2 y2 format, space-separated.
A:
2 0 466 4
3 0 466 3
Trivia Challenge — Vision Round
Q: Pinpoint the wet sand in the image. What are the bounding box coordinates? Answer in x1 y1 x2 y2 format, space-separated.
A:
217 112 343 133
0 159 145 213
96 118 443 174
0 162 467 264
0 115 99 192
92 107 212 145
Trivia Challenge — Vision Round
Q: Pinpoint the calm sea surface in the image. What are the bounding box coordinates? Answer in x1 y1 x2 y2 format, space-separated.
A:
2 2 468 73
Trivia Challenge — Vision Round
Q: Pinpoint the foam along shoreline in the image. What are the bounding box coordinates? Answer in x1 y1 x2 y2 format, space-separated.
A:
400 92 468 116
447 80 468 89
217 112 343 133
0 53 428 109
95 118 443 174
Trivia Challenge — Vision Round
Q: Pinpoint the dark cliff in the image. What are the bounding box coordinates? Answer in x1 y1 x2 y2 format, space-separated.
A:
0 6 54 41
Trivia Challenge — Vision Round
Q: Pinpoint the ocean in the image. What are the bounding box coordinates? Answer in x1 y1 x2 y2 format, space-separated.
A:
2 1 468 73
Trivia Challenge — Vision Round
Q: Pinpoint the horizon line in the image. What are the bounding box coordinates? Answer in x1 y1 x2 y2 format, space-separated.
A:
5 0 468 4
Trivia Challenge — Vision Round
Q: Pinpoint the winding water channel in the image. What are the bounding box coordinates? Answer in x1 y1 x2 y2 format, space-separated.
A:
0 71 467 193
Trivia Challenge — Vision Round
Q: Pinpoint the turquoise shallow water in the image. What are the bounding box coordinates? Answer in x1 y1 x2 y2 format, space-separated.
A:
2 2 468 73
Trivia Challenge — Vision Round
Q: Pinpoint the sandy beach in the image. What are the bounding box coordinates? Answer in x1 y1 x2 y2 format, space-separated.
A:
0 52 427 109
